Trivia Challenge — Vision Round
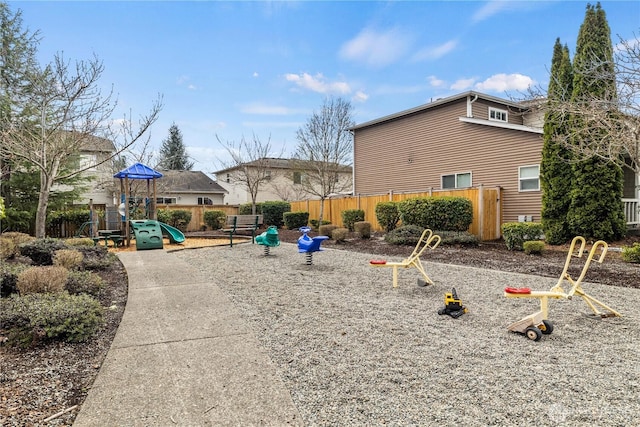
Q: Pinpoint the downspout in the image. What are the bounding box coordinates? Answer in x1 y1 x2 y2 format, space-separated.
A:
467 93 478 118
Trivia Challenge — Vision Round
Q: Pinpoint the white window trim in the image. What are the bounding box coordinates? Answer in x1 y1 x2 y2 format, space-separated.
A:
518 165 540 192
489 107 508 123
441 172 472 189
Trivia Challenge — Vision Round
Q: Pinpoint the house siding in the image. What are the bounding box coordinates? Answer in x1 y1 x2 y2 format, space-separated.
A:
353 97 543 223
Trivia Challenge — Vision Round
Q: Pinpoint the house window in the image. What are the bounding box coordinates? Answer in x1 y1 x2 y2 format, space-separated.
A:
197 197 213 205
519 165 540 191
226 173 230 183
265 170 272 181
293 171 302 184
442 172 471 189
489 107 508 122
156 197 177 204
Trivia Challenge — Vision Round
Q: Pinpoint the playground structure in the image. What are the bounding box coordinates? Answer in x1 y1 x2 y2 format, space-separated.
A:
256 226 280 255
504 236 622 341
369 228 441 288
297 226 329 265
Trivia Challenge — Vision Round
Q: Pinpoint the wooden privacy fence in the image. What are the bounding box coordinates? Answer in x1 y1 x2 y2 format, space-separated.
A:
157 204 239 232
290 186 503 241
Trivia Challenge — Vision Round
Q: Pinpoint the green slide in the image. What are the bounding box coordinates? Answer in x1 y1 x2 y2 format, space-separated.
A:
158 222 186 244
129 220 164 250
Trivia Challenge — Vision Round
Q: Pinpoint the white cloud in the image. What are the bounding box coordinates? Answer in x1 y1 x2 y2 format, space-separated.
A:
412 40 458 62
427 75 446 89
284 72 351 94
187 84 196 90
451 78 477 91
472 1 513 23
474 73 535 92
240 102 299 115
352 91 369 103
339 27 411 67
253 72 259 77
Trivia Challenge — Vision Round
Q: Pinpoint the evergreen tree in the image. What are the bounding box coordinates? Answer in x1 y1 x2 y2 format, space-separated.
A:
566 3 626 241
157 123 193 170
541 39 574 244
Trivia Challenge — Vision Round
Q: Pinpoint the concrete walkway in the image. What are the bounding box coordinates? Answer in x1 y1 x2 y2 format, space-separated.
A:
73 249 302 426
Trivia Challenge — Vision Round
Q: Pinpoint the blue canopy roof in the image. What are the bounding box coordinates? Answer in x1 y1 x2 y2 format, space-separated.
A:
113 163 163 180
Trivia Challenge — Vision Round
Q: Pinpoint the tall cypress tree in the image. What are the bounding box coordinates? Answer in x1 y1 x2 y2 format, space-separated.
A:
541 39 574 244
157 123 194 170
567 2 626 241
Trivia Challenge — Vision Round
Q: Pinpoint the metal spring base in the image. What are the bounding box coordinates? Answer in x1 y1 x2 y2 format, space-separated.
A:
306 252 313 265
264 246 271 256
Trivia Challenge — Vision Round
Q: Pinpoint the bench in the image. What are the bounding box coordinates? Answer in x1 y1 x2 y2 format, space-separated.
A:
223 215 263 247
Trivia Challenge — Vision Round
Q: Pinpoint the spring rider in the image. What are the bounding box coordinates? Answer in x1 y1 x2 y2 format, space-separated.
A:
255 225 280 255
297 226 329 265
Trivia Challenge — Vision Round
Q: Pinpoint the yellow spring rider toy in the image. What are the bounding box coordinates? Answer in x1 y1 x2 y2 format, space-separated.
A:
504 236 621 341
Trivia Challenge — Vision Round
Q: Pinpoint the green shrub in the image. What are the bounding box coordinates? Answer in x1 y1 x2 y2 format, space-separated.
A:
398 197 473 232
283 211 309 230
4 208 33 233
66 270 105 296
384 225 424 246
523 240 545 255
17 266 69 295
375 202 401 232
1 231 36 247
319 224 339 238
354 221 371 239
74 245 113 270
621 243 640 263
203 210 226 230
437 231 479 246
47 209 90 229
53 249 84 270
261 201 291 227
310 219 331 229
332 227 349 242
239 203 262 215
170 210 192 231
1 263 30 298
65 237 95 247
341 209 365 232
501 222 544 251
19 238 69 266
0 292 104 345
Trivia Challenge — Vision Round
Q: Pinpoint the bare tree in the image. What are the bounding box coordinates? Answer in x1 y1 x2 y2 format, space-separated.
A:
0 53 162 237
292 97 355 223
215 133 284 214
541 34 639 173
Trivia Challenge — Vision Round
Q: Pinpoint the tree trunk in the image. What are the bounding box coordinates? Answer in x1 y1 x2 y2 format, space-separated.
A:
318 197 325 225
35 172 53 238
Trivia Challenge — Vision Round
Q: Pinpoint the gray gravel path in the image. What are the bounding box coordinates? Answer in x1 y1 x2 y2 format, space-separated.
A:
174 243 640 426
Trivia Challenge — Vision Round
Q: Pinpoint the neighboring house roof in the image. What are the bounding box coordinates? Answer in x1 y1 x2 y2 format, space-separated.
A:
213 157 352 175
349 90 539 132
80 134 116 153
157 170 227 194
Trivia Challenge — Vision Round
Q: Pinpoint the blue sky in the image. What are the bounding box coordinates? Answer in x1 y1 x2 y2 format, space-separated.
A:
10 1 640 175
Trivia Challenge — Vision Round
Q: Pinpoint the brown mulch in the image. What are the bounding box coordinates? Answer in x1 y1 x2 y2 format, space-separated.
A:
1 229 638 425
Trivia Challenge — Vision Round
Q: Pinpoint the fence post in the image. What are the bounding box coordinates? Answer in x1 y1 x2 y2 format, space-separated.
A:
477 184 484 240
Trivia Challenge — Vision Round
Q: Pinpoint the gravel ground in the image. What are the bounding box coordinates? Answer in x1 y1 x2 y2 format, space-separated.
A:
176 242 640 427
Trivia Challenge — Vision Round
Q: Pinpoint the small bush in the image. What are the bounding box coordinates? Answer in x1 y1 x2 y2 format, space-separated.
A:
319 224 339 238
332 227 349 242
375 202 401 232
437 231 479 246
341 209 365 232
0 237 17 260
0 292 104 345
1 231 36 247
384 225 424 246
74 245 113 270
65 237 95 247
398 197 473 232
621 243 640 263
66 270 105 296
53 249 84 270
1 263 30 298
19 238 69 266
203 210 226 230
523 240 545 255
239 203 262 215
284 211 309 230
261 201 291 227
501 222 544 251
354 221 371 239
310 219 331 229
17 266 69 295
